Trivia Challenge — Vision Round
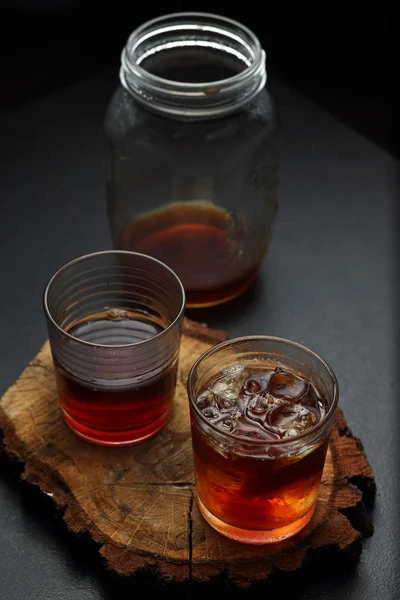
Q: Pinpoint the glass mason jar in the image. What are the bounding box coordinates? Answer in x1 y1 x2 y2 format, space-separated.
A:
105 12 279 308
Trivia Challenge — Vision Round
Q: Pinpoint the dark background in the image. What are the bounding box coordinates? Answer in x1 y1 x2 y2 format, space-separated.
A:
1 0 393 155
0 2 397 600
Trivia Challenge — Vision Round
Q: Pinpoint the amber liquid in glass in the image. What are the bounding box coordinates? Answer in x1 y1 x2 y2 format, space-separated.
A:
118 202 257 308
191 363 329 543
56 311 176 445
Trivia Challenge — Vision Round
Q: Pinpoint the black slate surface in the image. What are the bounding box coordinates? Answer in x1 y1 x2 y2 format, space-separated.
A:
0 70 398 599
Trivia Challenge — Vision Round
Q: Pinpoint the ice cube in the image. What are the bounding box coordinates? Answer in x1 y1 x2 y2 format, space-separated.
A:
202 406 220 420
211 370 248 408
214 394 237 411
283 428 300 438
269 367 308 400
246 378 261 394
211 379 230 395
221 364 246 376
298 384 323 418
241 374 269 396
268 403 317 434
248 393 270 415
196 390 214 410
221 387 240 401
212 377 241 396
213 366 249 398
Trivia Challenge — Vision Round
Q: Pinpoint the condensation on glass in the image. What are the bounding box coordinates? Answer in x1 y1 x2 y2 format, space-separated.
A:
105 12 279 308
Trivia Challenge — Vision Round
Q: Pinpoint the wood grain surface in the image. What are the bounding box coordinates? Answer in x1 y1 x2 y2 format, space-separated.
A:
0 318 375 586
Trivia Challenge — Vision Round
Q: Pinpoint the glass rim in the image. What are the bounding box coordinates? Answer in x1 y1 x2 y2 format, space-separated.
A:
123 11 264 91
187 335 339 446
43 250 186 349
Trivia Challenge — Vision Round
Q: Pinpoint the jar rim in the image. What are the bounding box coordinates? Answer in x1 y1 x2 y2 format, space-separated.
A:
120 12 267 118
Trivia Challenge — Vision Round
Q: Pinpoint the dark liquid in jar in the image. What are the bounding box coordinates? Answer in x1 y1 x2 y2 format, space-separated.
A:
118 202 258 308
56 311 176 445
192 363 330 538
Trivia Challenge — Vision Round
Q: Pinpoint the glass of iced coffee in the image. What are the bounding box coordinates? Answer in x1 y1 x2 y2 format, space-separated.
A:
187 336 339 544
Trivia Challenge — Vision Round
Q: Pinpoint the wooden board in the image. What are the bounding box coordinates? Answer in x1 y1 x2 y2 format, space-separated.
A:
0 318 375 586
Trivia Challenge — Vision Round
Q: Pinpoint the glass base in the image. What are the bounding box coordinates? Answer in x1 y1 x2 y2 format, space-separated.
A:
61 407 171 446
196 494 316 544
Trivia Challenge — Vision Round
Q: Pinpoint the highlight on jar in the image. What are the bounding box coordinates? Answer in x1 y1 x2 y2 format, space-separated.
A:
187 336 339 544
43 250 185 446
105 12 280 308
